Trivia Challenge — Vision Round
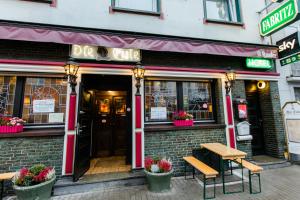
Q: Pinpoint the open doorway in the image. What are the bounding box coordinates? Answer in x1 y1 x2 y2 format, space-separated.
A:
73 75 132 181
245 81 265 156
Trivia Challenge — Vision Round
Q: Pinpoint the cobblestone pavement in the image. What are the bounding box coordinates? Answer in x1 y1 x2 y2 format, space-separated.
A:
51 165 300 200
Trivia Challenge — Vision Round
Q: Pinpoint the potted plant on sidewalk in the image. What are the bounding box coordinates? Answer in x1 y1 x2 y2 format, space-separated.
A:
173 111 194 126
12 164 56 200
0 116 25 133
144 156 173 192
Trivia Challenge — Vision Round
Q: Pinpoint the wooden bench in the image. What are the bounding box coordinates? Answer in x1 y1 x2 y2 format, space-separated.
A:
231 158 263 194
0 172 15 200
183 156 218 199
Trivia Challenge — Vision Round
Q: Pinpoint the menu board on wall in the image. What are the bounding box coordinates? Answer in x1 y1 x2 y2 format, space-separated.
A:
49 113 64 123
151 107 167 120
33 99 55 113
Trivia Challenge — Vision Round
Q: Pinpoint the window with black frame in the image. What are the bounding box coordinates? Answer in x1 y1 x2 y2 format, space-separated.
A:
204 0 242 23
112 0 160 13
0 75 67 126
145 80 215 123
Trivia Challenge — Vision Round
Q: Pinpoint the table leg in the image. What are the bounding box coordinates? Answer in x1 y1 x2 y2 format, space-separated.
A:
220 156 225 194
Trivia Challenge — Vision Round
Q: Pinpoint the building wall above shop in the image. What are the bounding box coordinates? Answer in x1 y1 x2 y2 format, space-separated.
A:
0 0 266 45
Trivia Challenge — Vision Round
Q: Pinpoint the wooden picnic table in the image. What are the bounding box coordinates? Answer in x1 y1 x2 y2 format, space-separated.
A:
200 143 247 160
200 143 247 194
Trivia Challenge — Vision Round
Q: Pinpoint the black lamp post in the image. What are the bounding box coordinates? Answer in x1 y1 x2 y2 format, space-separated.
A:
225 69 236 95
63 59 80 94
132 63 145 95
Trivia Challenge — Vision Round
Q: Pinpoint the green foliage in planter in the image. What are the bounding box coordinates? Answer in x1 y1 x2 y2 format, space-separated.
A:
30 164 46 176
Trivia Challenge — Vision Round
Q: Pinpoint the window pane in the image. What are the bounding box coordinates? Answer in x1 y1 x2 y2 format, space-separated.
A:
295 88 300 101
0 76 16 117
206 0 239 22
22 77 67 124
145 81 177 122
183 82 214 121
114 0 158 12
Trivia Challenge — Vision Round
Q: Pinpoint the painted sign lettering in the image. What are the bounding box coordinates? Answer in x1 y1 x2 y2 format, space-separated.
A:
71 45 141 62
260 0 299 36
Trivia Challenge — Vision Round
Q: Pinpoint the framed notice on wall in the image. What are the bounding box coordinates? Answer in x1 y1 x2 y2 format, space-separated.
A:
33 99 55 113
150 107 167 120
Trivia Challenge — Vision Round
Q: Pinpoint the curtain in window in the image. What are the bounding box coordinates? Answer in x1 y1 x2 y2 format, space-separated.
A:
206 0 239 22
228 0 238 22
114 0 158 12
145 81 177 122
183 82 214 121
22 77 67 124
0 76 16 117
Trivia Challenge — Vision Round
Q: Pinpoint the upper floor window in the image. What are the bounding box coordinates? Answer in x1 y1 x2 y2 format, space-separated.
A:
112 0 160 14
204 0 242 23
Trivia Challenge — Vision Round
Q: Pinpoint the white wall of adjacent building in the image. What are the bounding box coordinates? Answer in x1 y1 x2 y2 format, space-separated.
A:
0 0 267 44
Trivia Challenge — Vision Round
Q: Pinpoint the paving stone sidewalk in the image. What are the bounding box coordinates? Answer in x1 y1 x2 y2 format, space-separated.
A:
51 165 300 200
13 165 300 200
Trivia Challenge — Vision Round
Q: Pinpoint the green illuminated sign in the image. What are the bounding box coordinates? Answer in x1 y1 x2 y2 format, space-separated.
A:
260 0 299 36
280 52 300 66
246 58 273 69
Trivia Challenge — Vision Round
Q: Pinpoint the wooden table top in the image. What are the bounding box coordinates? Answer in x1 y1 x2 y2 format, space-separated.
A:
200 143 247 159
0 172 15 181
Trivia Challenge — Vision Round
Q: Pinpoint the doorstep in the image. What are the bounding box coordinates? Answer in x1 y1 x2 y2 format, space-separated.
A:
53 170 145 196
251 155 291 170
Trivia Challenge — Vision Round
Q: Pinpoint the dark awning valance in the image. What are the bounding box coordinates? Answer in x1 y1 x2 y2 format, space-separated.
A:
0 22 278 59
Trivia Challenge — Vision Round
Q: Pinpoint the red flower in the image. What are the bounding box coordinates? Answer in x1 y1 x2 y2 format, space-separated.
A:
158 159 172 172
144 157 154 171
33 167 52 183
19 168 29 178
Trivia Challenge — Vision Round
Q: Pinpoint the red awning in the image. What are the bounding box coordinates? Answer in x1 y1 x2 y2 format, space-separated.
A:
0 23 278 58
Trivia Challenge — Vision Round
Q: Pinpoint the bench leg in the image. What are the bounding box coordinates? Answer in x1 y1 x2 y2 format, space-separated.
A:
185 161 187 180
203 176 216 200
193 167 195 179
249 171 261 194
0 180 3 200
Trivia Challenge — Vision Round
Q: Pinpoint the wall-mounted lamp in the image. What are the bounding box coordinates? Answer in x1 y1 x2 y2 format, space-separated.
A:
132 62 145 95
63 59 80 94
225 69 236 95
257 80 266 90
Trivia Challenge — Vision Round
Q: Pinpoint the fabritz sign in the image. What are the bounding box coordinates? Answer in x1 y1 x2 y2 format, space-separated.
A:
276 32 300 58
71 45 141 62
260 0 299 37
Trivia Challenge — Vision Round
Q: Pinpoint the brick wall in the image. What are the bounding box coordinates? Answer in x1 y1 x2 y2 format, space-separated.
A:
144 128 226 176
259 81 285 158
0 136 64 175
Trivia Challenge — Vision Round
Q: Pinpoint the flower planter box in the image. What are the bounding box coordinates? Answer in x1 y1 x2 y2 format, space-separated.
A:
0 125 23 133
144 169 173 192
173 120 193 127
13 176 56 200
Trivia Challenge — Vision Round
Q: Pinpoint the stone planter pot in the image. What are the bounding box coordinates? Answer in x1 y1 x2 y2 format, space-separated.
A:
13 176 56 200
144 169 173 192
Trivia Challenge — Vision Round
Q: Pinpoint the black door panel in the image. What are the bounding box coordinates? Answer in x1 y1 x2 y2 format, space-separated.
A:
73 86 93 182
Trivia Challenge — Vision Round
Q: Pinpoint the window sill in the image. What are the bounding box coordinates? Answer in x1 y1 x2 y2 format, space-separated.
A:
0 127 65 138
23 0 53 4
204 18 244 27
111 7 161 17
144 123 226 132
